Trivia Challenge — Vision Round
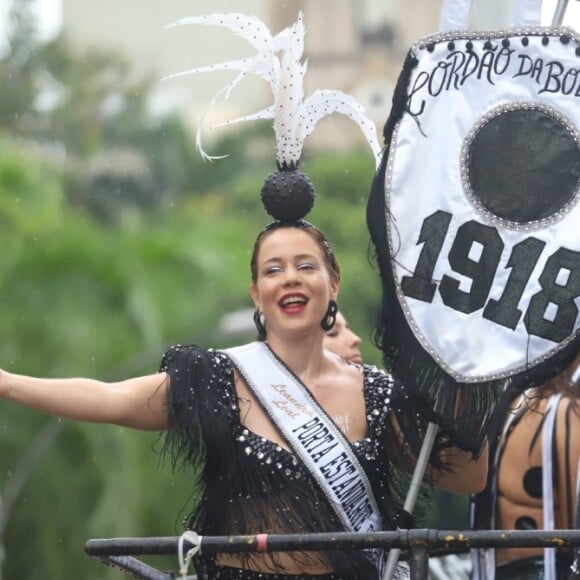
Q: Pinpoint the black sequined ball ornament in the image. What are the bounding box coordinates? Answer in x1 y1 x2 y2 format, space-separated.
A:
260 165 315 222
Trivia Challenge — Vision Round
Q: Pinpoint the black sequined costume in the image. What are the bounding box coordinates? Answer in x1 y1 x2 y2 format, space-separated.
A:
160 344 448 580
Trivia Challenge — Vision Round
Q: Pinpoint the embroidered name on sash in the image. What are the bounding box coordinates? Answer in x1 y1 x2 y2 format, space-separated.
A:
293 418 374 531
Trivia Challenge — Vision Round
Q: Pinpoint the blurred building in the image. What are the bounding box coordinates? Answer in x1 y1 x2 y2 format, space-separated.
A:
59 0 516 152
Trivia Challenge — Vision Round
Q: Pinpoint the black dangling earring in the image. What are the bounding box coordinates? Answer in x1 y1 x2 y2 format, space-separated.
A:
321 299 338 331
253 308 267 340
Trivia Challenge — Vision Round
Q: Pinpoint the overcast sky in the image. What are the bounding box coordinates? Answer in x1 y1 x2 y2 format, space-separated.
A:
0 0 579 53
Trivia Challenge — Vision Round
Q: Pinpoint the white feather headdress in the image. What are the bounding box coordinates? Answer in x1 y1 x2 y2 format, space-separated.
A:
165 11 382 220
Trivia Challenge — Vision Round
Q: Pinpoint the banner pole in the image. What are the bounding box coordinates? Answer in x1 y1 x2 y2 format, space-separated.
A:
551 0 570 25
382 421 440 580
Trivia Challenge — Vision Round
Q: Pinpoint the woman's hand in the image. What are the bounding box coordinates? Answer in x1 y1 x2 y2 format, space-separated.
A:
430 440 489 494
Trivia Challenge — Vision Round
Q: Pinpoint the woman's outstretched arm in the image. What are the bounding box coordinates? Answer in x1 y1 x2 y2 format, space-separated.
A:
0 369 169 431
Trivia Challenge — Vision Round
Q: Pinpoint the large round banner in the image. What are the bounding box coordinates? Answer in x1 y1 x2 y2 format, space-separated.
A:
367 23 580 438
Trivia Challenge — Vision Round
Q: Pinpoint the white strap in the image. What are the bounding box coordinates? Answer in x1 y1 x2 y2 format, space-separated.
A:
438 0 473 32
512 0 543 27
575 459 580 525
178 531 201 580
542 393 563 580
572 460 580 575
571 365 580 387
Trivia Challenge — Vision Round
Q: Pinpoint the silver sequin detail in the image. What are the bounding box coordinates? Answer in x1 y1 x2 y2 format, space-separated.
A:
411 25 580 56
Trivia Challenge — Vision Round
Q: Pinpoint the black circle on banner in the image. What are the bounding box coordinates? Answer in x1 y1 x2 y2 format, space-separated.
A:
466 106 580 224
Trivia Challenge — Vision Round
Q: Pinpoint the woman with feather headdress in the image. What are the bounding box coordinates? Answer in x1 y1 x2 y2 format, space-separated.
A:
0 12 488 580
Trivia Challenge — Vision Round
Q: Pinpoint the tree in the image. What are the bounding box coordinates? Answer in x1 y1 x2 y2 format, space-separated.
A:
0 2 207 223
0 420 63 580
0 0 42 135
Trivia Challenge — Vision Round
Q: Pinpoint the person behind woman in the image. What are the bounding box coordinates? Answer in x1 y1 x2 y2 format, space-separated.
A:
0 219 488 580
323 310 363 365
472 350 580 580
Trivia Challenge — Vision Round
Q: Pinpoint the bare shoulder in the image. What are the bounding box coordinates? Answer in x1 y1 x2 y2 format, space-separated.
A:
555 395 580 456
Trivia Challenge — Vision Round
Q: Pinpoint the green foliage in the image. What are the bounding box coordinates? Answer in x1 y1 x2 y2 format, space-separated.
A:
2 416 105 579
0 5 216 225
426 490 470 530
0 138 63 231
0 0 41 135
0 138 257 580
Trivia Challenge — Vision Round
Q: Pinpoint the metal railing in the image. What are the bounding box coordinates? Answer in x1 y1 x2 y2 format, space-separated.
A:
86 528 580 580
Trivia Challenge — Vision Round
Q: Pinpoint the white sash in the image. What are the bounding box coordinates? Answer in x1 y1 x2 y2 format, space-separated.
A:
224 342 383 537
542 393 563 580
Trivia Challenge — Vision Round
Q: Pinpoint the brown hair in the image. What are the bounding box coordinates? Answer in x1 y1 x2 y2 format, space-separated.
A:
250 220 341 283
530 349 580 411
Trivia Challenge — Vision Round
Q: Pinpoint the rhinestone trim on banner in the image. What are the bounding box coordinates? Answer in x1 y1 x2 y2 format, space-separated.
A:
411 25 580 56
